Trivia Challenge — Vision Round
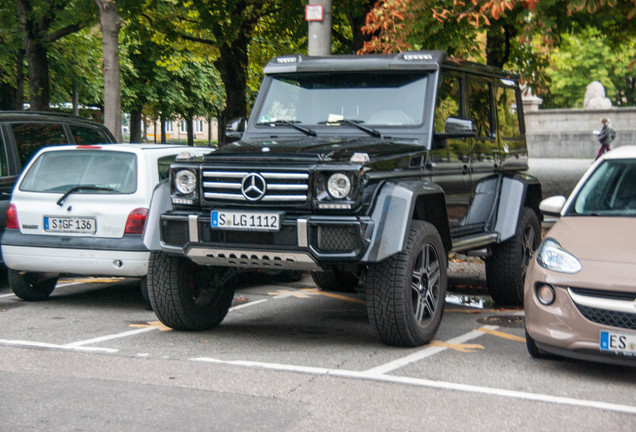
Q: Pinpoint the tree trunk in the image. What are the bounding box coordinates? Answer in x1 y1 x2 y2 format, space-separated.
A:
24 37 50 110
130 107 143 143
95 0 122 142
214 36 250 146
186 117 194 146
0 82 17 110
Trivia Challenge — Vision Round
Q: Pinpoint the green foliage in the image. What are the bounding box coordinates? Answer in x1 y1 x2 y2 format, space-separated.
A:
542 28 636 108
48 27 104 107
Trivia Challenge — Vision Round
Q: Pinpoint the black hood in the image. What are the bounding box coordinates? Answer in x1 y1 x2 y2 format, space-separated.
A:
207 136 426 163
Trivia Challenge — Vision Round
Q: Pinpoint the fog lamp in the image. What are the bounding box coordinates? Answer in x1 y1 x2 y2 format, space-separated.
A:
536 284 556 305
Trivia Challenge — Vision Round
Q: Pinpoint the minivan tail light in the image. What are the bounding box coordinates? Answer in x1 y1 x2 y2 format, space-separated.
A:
125 208 148 234
6 204 18 229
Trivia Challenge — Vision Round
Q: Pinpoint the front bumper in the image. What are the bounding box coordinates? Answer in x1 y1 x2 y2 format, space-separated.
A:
159 211 373 271
524 258 636 367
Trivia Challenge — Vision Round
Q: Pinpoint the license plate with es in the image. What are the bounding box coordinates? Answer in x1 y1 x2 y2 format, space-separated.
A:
211 210 281 231
600 330 636 356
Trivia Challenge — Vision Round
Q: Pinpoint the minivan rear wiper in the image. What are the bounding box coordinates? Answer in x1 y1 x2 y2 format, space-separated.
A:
57 185 116 206
257 120 317 136
319 119 382 138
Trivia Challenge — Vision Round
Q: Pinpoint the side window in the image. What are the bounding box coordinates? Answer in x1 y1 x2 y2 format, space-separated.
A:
496 86 521 139
467 79 492 138
0 132 8 177
157 155 177 181
11 123 68 166
70 125 110 145
434 74 462 133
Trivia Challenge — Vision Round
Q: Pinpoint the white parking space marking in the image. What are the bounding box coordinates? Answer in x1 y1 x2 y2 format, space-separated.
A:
61 327 157 349
0 293 16 298
365 325 497 375
229 299 268 311
0 339 118 353
191 356 636 415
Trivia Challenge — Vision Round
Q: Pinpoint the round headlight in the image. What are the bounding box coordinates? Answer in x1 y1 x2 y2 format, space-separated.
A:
174 170 197 194
327 173 351 199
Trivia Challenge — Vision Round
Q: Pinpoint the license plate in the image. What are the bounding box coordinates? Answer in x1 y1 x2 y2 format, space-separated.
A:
44 216 96 234
211 210 281 231
600 330 636 356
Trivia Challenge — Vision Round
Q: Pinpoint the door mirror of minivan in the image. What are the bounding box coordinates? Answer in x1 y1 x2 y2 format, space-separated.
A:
225 117 246 140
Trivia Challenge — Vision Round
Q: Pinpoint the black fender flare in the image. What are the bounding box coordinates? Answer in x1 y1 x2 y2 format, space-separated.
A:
142 180 172 251
493 173 542 243
361 180 448 263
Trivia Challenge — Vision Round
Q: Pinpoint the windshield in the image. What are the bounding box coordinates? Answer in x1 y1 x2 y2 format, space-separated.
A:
20 150 137 194
254 72 429 127
567 159 636 216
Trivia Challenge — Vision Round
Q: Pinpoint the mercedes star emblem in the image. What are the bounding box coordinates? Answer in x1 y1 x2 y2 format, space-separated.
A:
241 173 267 201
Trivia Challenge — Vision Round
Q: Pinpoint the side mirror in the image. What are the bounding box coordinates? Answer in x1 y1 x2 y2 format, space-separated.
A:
539 195 566 229
444 117 476 136
225 117 246 140
539 195 566 216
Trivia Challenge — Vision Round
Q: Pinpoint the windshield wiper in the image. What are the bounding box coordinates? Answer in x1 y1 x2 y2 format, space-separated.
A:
57 185 116 206
319 119 382 138
257 120 317 137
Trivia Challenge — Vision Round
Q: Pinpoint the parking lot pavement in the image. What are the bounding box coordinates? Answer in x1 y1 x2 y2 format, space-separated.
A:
1 274 636 429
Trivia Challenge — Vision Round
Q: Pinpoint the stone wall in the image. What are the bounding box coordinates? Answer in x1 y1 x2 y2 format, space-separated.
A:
525 107 636 158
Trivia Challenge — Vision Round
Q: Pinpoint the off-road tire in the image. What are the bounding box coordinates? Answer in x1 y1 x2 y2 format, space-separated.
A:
277 270 304 283
147 251 237 331
140 276 152 310
366 221 447 347
8 270 58 301
311 269 358 292
486 207 540 306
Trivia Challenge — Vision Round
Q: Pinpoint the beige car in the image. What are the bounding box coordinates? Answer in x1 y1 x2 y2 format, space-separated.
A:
524 145 636 366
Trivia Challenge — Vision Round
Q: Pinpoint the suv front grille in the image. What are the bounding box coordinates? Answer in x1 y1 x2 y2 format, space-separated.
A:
202 170 309 203
312 225 362 253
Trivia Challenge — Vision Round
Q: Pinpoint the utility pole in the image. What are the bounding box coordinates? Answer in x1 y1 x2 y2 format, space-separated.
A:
306 0 332 56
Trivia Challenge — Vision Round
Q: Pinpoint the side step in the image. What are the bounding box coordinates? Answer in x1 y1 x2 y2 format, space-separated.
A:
451 233 498 254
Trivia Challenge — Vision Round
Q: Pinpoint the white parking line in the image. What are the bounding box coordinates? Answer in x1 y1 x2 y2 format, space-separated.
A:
229 299 267 311
61 327 157 349
0 339 118 353
365 325 498 375
0 293 16 298
190 356 636 415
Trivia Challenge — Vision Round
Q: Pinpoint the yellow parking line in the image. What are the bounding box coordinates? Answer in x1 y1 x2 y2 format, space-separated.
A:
478 326 525 342
301 288 366 304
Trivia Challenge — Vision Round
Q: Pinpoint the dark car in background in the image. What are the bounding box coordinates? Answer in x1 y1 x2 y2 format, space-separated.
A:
0 111 116 258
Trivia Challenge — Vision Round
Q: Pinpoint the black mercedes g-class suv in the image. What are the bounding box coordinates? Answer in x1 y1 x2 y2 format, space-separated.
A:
146 51 542 347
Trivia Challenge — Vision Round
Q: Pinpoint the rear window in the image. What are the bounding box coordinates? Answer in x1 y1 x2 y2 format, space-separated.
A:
20 150 137 194
11 123 68 166
70 125 111 145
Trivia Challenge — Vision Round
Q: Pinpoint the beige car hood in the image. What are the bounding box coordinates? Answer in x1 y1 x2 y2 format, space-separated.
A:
547 217 636 263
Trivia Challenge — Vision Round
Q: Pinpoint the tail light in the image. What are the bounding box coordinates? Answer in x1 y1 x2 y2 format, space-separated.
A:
6 204 18 229
125 208 148 234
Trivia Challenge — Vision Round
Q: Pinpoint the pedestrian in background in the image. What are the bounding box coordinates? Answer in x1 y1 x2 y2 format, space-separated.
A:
595 117 615 160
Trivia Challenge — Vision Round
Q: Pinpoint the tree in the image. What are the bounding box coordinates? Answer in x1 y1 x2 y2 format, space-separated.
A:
0 0 25 109
543 28 636 108
359 0 636 102
94 0 122 141
14 0 97 111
